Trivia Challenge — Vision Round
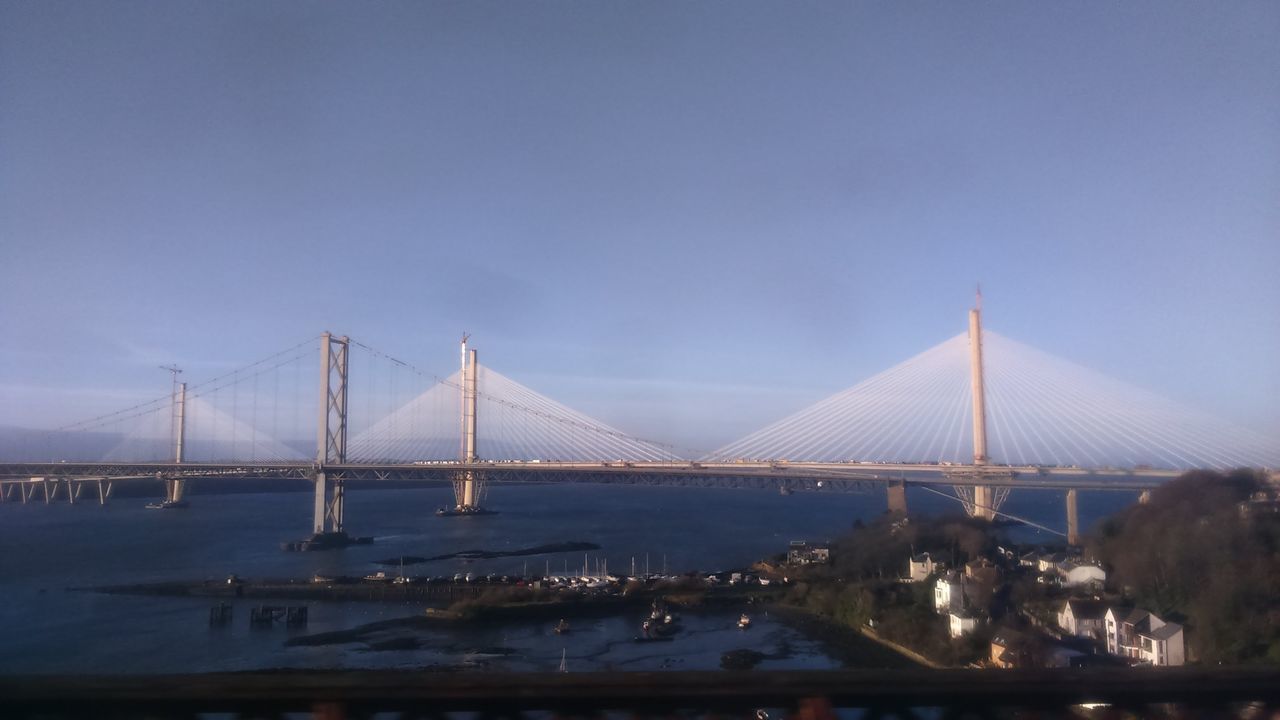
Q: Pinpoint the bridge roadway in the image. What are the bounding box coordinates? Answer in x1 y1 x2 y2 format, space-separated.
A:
0 459 1175 493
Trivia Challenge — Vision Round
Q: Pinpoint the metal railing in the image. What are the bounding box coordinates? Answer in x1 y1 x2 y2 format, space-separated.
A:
3 668 1280 719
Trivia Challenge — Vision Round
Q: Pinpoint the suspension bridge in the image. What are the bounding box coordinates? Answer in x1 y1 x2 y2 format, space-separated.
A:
1 301 1276 546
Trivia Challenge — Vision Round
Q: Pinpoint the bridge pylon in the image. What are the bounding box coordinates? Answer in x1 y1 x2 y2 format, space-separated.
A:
955 291 1009 520
162 381 188 506
312 332 349 535
444 336 490 516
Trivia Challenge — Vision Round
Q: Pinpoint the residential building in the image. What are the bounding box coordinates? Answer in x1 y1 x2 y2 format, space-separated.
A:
991 627 1085 669
907 552 939 582
1059 562 1106 590
934 573 963 614
949 610 979 638
990 628 1029 668
964 557 1001 586
1057 599 1107 641
787 541 830 565
1104 607 1186 666
1037 553 1067 574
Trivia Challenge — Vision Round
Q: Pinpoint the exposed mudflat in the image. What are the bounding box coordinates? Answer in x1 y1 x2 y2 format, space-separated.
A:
372 541 601 566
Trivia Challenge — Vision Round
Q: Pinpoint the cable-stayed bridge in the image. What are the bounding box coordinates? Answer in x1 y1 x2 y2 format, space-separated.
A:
2 303 1276 545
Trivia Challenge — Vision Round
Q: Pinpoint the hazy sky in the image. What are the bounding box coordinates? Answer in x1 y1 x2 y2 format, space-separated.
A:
2 1 1277 450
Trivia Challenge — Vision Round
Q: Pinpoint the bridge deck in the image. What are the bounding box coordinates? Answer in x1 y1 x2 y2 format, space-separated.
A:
0 460 1172 490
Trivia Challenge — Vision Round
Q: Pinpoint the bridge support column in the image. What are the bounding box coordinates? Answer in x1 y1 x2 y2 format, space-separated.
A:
97 479 109 505
42 478 52 504
298 331 352 545
887 479 908 515
313 470 344 534
971 486 992 521
68 480 80 505
1066 489 1080 546
447 338 487 515
165 478 186 504
1138 489 1152 505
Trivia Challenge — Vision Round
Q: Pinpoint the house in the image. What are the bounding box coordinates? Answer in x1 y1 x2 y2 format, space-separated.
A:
1104 607 1185 666
964 557 1001 585
990 628 1029 667
1059 562 1106 590
949 610 980 638
1019 551 1041 568
907 552 940 582
787 541 830 565
934 572 963 614
991 627 1085 668
1057 599 1108 641
1037 553 1067 574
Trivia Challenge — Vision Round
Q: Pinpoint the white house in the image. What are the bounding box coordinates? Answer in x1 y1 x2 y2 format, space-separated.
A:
1104 607 1186 666
1059 562 1106 589
948 610 980 638
1057 599 1108 641
1037 553 1067 574
907 552 939 582
787 541 830 565
934 573 963 614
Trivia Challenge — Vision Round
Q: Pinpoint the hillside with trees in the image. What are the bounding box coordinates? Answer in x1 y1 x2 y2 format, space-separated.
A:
1087 469 1280 664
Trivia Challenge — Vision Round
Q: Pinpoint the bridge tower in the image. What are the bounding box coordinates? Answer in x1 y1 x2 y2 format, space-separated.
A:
950 290 1012 520
313 331 349 535
451 335 486 511
163 381 188 504
968 296 993 519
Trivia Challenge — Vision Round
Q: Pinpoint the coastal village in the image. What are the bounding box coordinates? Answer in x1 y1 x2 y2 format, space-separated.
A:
762 469 1280 669
100 469 1277 672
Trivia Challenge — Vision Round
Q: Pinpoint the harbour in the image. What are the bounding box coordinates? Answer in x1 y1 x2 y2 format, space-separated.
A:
0 482 1128 674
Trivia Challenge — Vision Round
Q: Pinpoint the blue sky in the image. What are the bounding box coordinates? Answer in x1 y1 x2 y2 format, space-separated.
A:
2 1 1277 451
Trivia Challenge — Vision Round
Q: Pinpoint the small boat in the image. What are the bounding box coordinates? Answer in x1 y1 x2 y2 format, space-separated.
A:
738 613 752 629
554 619 570 634
146 499 189 509
363 571 390 582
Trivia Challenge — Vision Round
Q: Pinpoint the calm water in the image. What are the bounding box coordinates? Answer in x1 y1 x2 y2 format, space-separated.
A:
0 482 1133 673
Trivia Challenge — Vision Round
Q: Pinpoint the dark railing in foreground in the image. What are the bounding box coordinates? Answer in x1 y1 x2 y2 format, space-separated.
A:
4 668 1280 719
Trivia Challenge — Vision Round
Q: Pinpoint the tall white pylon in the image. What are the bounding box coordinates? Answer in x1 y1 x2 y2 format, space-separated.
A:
966 289 997 519
453 334 483 510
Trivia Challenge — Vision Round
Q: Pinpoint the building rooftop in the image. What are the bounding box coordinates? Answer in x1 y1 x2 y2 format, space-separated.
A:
1065 599 1108 620
1145 622 1184 641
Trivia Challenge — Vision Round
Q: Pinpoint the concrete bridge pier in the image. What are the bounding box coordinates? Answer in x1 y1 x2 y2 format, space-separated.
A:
1066 489 1080 546
312 470 345 535
887 479 908 515
97 479 112 505
164 478 186 504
